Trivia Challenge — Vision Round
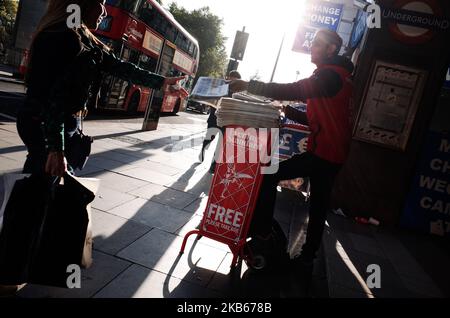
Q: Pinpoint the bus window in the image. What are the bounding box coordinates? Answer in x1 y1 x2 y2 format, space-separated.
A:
138 1 155 25
153 11 168 35
188 41 194 56
165 25 178 44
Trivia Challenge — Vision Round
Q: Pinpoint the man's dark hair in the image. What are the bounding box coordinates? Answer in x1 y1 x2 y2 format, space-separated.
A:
228 70 241 79
316 29 343 55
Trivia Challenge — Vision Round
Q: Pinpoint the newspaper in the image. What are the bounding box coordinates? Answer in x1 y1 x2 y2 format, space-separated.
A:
190 77 271 108
191 77 230 100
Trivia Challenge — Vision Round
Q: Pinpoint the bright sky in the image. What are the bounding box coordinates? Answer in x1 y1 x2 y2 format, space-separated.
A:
169 0 316 82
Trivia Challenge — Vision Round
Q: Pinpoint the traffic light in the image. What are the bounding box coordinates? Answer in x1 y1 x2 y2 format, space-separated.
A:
230 31 249 61
227 59 239 74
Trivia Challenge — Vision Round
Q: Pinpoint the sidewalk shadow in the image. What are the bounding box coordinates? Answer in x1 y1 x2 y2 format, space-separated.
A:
10 131 312 298
13 133 211 297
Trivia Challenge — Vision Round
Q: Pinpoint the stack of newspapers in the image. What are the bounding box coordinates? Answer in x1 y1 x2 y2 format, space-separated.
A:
216 98 280 128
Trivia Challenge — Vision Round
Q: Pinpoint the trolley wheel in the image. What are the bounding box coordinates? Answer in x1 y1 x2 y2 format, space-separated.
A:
243 219 289 272
245 254 267 271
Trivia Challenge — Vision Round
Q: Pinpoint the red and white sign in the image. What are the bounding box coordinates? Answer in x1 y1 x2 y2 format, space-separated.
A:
201 127 269 243
180 127 273 266
386 0 447 44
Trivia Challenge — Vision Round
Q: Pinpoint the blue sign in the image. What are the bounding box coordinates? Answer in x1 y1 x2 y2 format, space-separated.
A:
349 10 367 49
292 26 317 54
401 131 450 237
292 0 344 53
305 1 343 31
278 107 310 159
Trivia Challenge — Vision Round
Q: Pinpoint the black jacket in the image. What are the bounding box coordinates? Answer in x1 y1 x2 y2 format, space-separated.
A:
25 23 165 152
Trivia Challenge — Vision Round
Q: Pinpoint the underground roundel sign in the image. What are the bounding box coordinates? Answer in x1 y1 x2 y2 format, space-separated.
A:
385 0 448 44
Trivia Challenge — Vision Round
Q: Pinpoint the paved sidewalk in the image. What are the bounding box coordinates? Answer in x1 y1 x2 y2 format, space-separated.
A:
0 113 319 298
0 64 23 85
322 212 450 298
2 113 448 298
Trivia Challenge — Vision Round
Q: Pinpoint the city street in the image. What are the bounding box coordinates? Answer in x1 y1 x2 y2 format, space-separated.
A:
1 76 450 298
0 0 449 300
0 83 323 297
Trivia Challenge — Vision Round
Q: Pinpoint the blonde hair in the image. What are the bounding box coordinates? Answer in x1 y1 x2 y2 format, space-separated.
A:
34 0 107 49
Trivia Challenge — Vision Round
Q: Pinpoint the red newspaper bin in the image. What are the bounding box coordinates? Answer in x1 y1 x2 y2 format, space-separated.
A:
180 125 273 267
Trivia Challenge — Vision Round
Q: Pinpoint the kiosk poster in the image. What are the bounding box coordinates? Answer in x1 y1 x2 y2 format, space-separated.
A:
401 131 450 236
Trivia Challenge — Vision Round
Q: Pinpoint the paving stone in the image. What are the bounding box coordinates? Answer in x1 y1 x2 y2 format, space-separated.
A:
175 214 203 237
91 209 152 255
117 229 227 287
120 158 184 176
94 264 222 298
107 198 192 233
0 155 23 174
183 196 209 216
92 186 137 212
325 254 374 296
84 171 148 193
16 251 131 298
83 156 134 173
347 233 387 259
119 167 177 186
129 183 197 210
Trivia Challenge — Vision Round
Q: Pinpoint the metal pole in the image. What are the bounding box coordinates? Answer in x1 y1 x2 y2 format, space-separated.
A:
270 34 285 82
142 39 166 131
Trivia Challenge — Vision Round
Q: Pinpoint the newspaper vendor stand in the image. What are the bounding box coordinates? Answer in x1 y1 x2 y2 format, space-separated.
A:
277 116 311 193
180 99 278 268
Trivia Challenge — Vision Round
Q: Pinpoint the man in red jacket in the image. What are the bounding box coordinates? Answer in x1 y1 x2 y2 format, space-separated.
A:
229 29 354 270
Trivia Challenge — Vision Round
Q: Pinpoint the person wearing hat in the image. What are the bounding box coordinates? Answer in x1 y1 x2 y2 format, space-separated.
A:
229 29 354 272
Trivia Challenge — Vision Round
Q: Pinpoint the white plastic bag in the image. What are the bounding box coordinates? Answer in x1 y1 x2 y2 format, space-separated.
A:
71 175 100 269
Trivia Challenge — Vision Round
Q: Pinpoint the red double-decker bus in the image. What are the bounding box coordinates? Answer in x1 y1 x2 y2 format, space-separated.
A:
94 0 199 114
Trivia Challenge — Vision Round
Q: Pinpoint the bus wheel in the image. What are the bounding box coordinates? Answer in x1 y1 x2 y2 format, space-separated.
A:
128 92 140 114
172 99 181 115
